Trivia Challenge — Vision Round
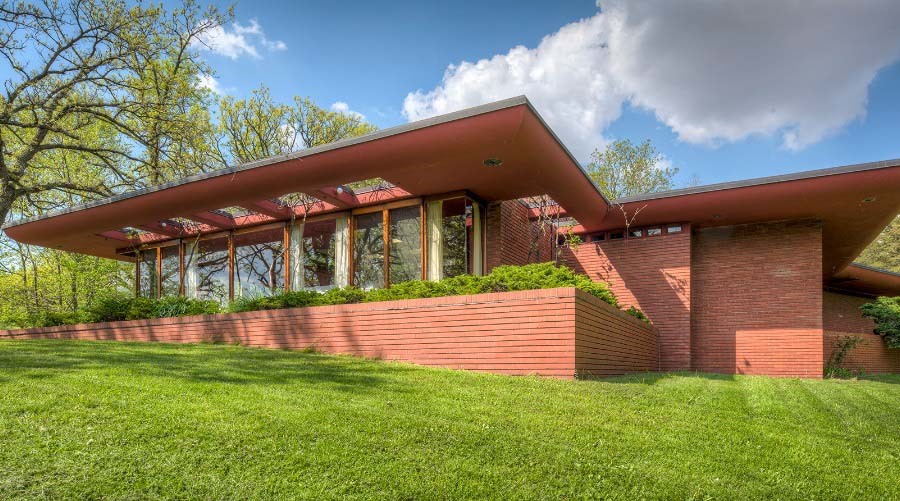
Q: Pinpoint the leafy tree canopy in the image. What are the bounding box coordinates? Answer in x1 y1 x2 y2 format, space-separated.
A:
586 139 679 200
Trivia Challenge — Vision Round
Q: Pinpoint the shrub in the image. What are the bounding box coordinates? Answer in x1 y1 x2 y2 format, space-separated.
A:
86 295 220 323
625 306 649 322
861 296 900 348
29 264 646 326
824 335 865 378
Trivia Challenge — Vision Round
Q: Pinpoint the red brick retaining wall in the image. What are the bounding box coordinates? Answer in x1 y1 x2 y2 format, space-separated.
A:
824 331 900 374
0 288 657 379
560 230 691 372
691 220 824 377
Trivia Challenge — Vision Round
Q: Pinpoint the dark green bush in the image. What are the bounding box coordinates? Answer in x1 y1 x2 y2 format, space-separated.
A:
86 295 220 323
29 264 647 326
860 296 900 348
29 311 85 328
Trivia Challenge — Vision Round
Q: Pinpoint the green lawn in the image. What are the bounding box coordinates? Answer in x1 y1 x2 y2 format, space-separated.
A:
0 340 898 500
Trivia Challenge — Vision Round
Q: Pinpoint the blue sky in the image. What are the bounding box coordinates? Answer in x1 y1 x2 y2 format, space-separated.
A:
195 0 900 188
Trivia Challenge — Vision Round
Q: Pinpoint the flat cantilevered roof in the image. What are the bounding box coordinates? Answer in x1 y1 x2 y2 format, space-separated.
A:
2 96 610 260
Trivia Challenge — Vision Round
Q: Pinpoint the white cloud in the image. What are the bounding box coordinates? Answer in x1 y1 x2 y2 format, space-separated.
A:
195 19 287 60
196 74 222 94
331 101 366 120
403 1 900 159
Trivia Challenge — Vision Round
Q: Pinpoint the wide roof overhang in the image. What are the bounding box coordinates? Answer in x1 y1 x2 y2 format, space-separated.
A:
557 158 900 295
1 96 609 260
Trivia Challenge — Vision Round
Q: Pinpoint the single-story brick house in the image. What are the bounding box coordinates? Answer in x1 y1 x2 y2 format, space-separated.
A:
2 96 899 378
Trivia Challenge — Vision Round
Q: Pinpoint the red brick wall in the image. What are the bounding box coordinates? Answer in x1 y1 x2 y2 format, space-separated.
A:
824 332 900 373
574 290 659 376
560 230 691 371
0 288 657 379
486 200 554 271
691 220 824 377
823 291 876 335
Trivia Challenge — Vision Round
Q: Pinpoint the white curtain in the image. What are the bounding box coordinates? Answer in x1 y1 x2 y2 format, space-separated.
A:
184 241 199 298
334 215 350 287
290 221 305 291
426 200 443 281
472 202 483 276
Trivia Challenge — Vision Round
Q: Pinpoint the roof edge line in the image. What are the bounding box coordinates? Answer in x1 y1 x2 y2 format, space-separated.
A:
614 158 900 204
3 96 533 230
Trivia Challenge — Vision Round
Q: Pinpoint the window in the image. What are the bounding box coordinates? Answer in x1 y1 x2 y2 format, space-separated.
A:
667 224 683 233
389 205 422 284
646 227 662 236
295 218 339 291
609 231 624 240
186 236 229 305
629 229 643 238
441 198 468 278
138 250 158 298
233 227 285 298
160 245 181 296
590 233 606 242
426 197 483 281
353 211 385 289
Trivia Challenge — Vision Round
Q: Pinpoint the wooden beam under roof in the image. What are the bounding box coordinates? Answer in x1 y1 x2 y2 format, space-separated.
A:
313 186 358 208
239 200 294 220
187 211 235 229
139 221 185 238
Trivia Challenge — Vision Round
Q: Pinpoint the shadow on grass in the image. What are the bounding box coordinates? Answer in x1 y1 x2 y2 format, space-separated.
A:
0 339 414 393
581 371 739 385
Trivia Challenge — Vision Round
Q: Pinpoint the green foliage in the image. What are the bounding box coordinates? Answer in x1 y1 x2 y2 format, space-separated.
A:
85 295 219 323
1 341 899 499
625 306 649 323
861 296 900 348
227 287 368 313
856 216 900 273
227 263 638 319
824 335 866 378
586 139 679 199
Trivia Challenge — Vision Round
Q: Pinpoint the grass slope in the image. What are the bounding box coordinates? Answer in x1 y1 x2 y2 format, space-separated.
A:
0 340 898 500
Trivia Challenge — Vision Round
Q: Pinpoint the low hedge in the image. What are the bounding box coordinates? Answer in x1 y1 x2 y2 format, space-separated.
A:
861 296 900 348
229 263 648 322
85 295 221 323
19 263 649 327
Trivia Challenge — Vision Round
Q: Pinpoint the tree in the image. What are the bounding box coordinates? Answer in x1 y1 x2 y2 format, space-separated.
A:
586 139 679 200
0 0 225 227
857 216 900 273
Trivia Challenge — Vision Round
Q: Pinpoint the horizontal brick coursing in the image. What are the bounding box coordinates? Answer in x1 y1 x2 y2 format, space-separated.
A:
0 288 657 379
824 331 900 374
691 220 824 377
823 291 876 335
574 290 658 376
486 200 554 272
560 230 691 371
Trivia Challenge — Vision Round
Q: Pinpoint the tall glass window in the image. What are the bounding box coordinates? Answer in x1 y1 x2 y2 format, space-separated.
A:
441 198 468 278
353 212 384 289
188 236 229 305
233 227 285 298
302 219 337 289
160 245 181 296
389 206 422 284
138 250 158 298
426 197 483 281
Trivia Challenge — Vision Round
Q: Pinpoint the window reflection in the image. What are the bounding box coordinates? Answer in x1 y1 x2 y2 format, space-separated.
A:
353 212 384 289
234 227 285 298
302 219 337 290
389 206 422 284
160 245 180 296
138 250 158 298
190 236 229 305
